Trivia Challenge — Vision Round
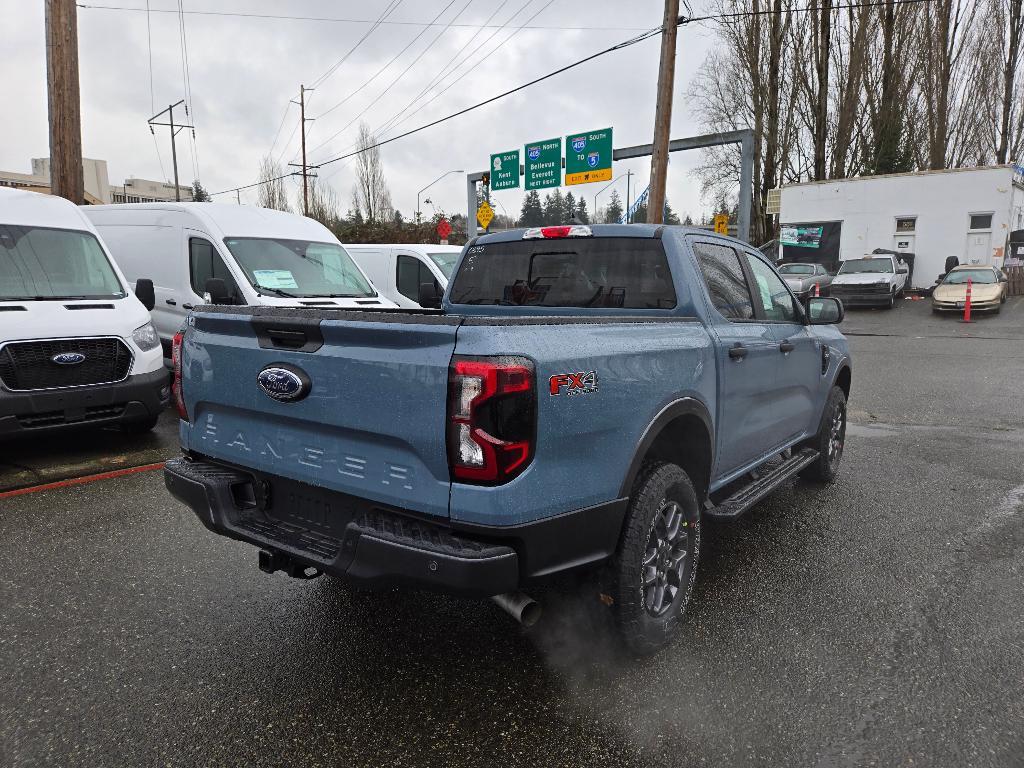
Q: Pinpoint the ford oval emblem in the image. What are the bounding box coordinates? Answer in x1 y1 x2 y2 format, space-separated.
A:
52 352 86 365
257 365 311 402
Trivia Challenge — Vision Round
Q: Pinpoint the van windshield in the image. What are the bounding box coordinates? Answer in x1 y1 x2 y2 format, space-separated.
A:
0 225 125 300
223 237 375 298
427 251 460 278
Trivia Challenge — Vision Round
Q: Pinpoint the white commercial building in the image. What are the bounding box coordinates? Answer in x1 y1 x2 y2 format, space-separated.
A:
0 158 191 205
778 165 1024 288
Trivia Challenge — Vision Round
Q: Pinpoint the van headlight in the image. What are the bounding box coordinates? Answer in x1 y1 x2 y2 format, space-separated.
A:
132 322 160 351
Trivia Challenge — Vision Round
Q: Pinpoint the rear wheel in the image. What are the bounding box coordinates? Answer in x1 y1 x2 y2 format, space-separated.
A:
609 462 701 656
800 385 846 483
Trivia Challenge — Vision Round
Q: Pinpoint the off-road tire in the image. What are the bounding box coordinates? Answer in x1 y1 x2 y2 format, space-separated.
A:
800 385 846 483
609 462 701 656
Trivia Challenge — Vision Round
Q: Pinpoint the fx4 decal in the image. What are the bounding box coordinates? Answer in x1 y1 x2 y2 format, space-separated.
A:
549 371 599 396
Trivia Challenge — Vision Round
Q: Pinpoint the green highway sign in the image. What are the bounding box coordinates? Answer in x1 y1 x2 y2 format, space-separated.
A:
565 127 613 186
524 138 561 190
489 150 520 190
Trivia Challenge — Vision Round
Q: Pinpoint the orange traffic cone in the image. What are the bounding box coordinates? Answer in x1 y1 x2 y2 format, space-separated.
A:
962 277 972 323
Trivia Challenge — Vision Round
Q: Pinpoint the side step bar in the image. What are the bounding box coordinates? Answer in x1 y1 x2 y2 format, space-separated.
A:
705 448 819 520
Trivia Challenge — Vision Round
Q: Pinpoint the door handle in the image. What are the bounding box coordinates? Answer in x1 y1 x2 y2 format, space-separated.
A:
165 299 177 306
779 340 795 353
182 303 195 311
728 344 748 360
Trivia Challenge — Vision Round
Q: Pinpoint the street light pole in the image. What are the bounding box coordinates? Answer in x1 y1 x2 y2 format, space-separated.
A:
594 173 627 224
417 169 464 224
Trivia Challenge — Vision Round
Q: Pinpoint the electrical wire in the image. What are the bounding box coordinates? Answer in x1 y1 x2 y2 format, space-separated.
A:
211 0 934 197
76 4 649 31
177 0 200 184
145 0 154 114
304 0 476 161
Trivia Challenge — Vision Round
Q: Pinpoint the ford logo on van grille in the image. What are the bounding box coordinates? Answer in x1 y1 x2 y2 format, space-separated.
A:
257 365 311 402
51 352 86 365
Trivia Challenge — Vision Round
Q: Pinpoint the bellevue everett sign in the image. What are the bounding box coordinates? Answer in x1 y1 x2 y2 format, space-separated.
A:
524 138 562 190
489 150 520 190
565 127 612 186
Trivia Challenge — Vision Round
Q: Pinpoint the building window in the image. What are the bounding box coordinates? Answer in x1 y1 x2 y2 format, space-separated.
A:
969 213 993 230
895 217 916 233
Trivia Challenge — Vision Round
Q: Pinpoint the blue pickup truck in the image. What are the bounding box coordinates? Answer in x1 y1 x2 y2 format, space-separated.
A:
164 224 851 654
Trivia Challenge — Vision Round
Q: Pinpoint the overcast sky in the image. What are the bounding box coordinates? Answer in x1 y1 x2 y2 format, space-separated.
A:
1 0 720 222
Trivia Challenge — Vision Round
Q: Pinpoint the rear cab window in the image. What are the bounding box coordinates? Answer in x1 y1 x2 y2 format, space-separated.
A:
448 237 676 309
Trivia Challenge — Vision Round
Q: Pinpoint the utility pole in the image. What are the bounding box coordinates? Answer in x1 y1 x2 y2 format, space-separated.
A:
288 85 315 216
625 169 633 224
148 100 192 202
44 0 83 203
647 0 680 224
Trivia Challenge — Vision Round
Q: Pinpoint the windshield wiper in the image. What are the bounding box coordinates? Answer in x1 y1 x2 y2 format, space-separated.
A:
257 286 300 298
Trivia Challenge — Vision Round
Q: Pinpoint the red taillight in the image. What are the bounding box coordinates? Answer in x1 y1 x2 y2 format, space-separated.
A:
171 331 189 421
522 225 593 240
447 356 535 485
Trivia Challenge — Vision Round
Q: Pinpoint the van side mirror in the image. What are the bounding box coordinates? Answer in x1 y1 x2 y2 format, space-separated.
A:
204 277 231 305
418 282 442 309
807 297 844 325
134 278 155 311
1000 273 1008 282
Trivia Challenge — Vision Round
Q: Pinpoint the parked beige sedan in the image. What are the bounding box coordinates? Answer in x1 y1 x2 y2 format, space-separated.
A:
932 265 1008 314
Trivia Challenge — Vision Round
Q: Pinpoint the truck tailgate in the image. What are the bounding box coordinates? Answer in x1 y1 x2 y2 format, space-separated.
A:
180 309 459 518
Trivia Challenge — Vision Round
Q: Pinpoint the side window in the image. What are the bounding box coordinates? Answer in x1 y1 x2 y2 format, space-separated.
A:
189 238 239 299
744 253 798 323
396 255 439 301
692 241 754 320
396 254 420 301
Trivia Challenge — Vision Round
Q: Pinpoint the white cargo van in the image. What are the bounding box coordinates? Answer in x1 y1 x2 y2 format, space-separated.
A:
0 188 167 437
345 244 463 308
83 203 393 347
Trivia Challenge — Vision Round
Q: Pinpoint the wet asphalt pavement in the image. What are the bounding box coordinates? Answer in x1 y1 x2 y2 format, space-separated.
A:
2 298 1023 766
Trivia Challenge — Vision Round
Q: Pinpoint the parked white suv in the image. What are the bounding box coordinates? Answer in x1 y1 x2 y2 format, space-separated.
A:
829 254 909 309
0 188 167 437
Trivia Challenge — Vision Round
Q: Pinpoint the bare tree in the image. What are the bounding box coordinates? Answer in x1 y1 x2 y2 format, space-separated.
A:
919 0 980 169
351 122 393 224
830 4 870 178
996 0 1024 162
256 155 291 211
303 178 342 230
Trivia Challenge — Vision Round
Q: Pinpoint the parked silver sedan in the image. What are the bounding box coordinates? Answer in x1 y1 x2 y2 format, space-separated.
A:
779 262 833 299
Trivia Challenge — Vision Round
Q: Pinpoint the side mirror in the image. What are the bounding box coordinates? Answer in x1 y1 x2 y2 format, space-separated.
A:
204 277 231 305
897 266 909 274
418 281 442 309
807 297 844 325
1000 274 1008 282
134 278 155 311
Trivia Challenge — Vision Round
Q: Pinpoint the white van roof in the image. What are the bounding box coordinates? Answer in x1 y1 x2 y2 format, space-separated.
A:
0 187 100 232
344 243 463 253
83 202 338 243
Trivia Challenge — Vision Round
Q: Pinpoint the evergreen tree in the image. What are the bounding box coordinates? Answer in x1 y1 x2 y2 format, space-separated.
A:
563 191 576 223
604 190 623 224
190 180 211 202
633 201 648 224
519 190 543 226
683 213 694 226
575 197 589 224
542 189 564 224
664 200 681 225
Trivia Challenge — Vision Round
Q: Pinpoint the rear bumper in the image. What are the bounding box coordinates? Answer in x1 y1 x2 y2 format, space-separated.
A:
0 368 169 439
165 455 627 597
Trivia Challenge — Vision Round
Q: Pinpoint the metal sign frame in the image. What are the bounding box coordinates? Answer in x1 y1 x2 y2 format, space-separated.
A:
467 129 755 242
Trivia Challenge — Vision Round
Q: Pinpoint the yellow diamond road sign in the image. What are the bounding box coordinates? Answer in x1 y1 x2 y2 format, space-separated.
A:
477 200 494 229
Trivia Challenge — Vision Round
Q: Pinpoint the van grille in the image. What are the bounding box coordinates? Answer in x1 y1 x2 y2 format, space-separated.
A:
0 338 133 391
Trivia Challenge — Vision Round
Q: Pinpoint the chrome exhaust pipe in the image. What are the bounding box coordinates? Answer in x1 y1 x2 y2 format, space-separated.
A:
490 591 542 627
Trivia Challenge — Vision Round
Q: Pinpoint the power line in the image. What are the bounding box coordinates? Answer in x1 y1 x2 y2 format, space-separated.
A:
176 0 199 184
304 0 475 161
310 0 463 126
144 0 154 114
310 0 403 89
76 4 649 31
212 0 933 196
